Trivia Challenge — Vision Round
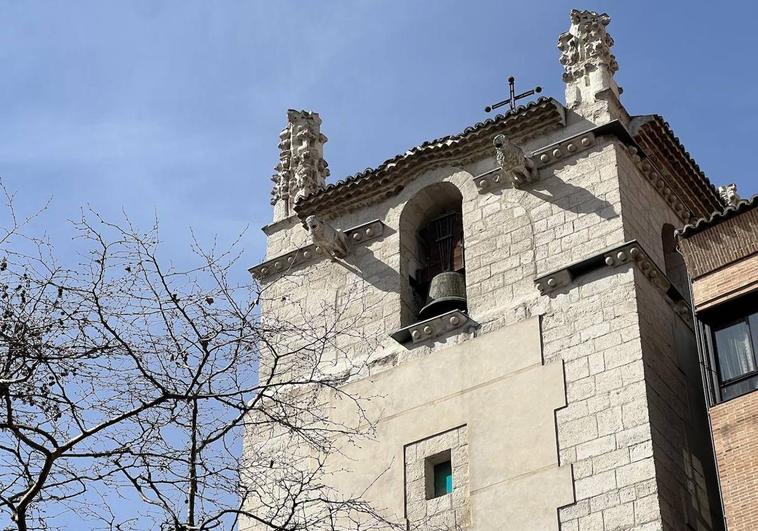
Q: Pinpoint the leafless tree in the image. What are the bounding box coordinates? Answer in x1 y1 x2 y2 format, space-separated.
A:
0 193 397 530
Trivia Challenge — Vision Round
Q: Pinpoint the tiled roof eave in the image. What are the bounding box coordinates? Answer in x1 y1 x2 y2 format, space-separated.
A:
294 97 566 220
677 194 758 238
631 115 723 218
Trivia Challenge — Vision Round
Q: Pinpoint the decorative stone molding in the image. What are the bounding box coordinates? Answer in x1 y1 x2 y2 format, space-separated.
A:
535 240 692 325
305 215 348 259
472 167 505 192
493 134 537 188
474 124 606 194
390 310 477 345
623 146 694 224
533 131 596 169
630 115 723 218
718 184 740 206
249 219 385 281
271 110 330 221
534 269 573 295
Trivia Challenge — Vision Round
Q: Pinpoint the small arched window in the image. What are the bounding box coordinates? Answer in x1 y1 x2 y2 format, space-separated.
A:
662 223 689 297
399 183 466 325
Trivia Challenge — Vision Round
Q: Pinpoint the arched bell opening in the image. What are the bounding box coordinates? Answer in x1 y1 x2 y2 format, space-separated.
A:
399 182 466 326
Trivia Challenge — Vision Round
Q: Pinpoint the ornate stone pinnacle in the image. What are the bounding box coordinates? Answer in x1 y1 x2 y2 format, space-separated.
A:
558 9 618 84
271 110 330 221
718 184 740 206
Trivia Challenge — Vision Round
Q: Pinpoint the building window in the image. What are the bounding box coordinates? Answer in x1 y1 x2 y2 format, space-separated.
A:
432 459 453 498
404 427 470 528
700 291 758 403
713 311 758 401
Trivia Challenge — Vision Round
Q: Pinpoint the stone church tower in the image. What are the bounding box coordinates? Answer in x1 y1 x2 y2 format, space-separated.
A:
244 9 726 531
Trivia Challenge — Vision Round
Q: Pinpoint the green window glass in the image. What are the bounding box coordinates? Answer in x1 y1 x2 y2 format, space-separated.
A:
433 460 453 497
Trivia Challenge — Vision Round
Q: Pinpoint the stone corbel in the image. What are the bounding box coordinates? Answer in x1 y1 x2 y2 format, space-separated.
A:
535 269 573 295
390 309 478 345
249 219 385 281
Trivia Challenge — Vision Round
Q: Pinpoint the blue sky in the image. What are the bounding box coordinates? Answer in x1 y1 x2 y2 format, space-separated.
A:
1 1 756 271
1 0 757 527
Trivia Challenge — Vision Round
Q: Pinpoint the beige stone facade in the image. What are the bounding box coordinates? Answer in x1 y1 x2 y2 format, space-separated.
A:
243 9 726 531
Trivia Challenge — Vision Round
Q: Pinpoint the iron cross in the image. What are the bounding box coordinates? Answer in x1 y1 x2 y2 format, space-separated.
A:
484 76 542 113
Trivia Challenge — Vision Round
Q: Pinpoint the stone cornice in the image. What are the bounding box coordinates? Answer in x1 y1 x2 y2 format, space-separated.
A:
249 219 385 282
622 145 694 224
535 240 692 327
630 115 723 218
390 309 478 346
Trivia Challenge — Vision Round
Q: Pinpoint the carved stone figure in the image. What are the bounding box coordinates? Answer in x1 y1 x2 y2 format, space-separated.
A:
305 215 348 259
493 134 537 187
718 184 740 206
271 110 330 221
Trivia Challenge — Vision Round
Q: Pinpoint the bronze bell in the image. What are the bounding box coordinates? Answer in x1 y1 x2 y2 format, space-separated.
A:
418 271 467 320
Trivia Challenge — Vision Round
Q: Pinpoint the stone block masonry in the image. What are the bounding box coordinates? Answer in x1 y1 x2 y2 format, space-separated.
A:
243 10 725 528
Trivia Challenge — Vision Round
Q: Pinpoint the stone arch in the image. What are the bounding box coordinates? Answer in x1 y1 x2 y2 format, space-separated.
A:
399 181 466 326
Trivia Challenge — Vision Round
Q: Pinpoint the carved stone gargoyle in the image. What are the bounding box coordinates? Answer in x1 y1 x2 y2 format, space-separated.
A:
305 215 348 259
493 134 538 187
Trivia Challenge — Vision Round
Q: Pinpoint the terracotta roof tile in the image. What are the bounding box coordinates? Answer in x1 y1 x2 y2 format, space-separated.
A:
294 97 565 219
677 194 758 238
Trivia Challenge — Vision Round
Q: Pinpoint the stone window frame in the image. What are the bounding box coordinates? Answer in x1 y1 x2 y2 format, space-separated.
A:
404 425 470 530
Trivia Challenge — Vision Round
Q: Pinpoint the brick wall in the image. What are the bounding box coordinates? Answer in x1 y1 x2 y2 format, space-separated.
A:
710 390 758 531
678 208 758 279
691 252 758 310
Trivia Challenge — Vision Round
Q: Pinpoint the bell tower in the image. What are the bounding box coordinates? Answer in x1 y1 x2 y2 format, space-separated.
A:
244 9 725 531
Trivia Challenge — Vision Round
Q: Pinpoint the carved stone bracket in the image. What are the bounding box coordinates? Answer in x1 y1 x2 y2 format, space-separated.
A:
535 240 692 326
533 131 596 168
249 219 385 281
534 268 573 294
473 167 507 192
623 145 693 224
390 310 478 345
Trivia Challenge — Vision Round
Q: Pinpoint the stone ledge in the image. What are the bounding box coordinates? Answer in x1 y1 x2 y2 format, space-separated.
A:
390 310 478 346
535 240 692 326
532 131 596 169
473 120 634 194
249 219 385 281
